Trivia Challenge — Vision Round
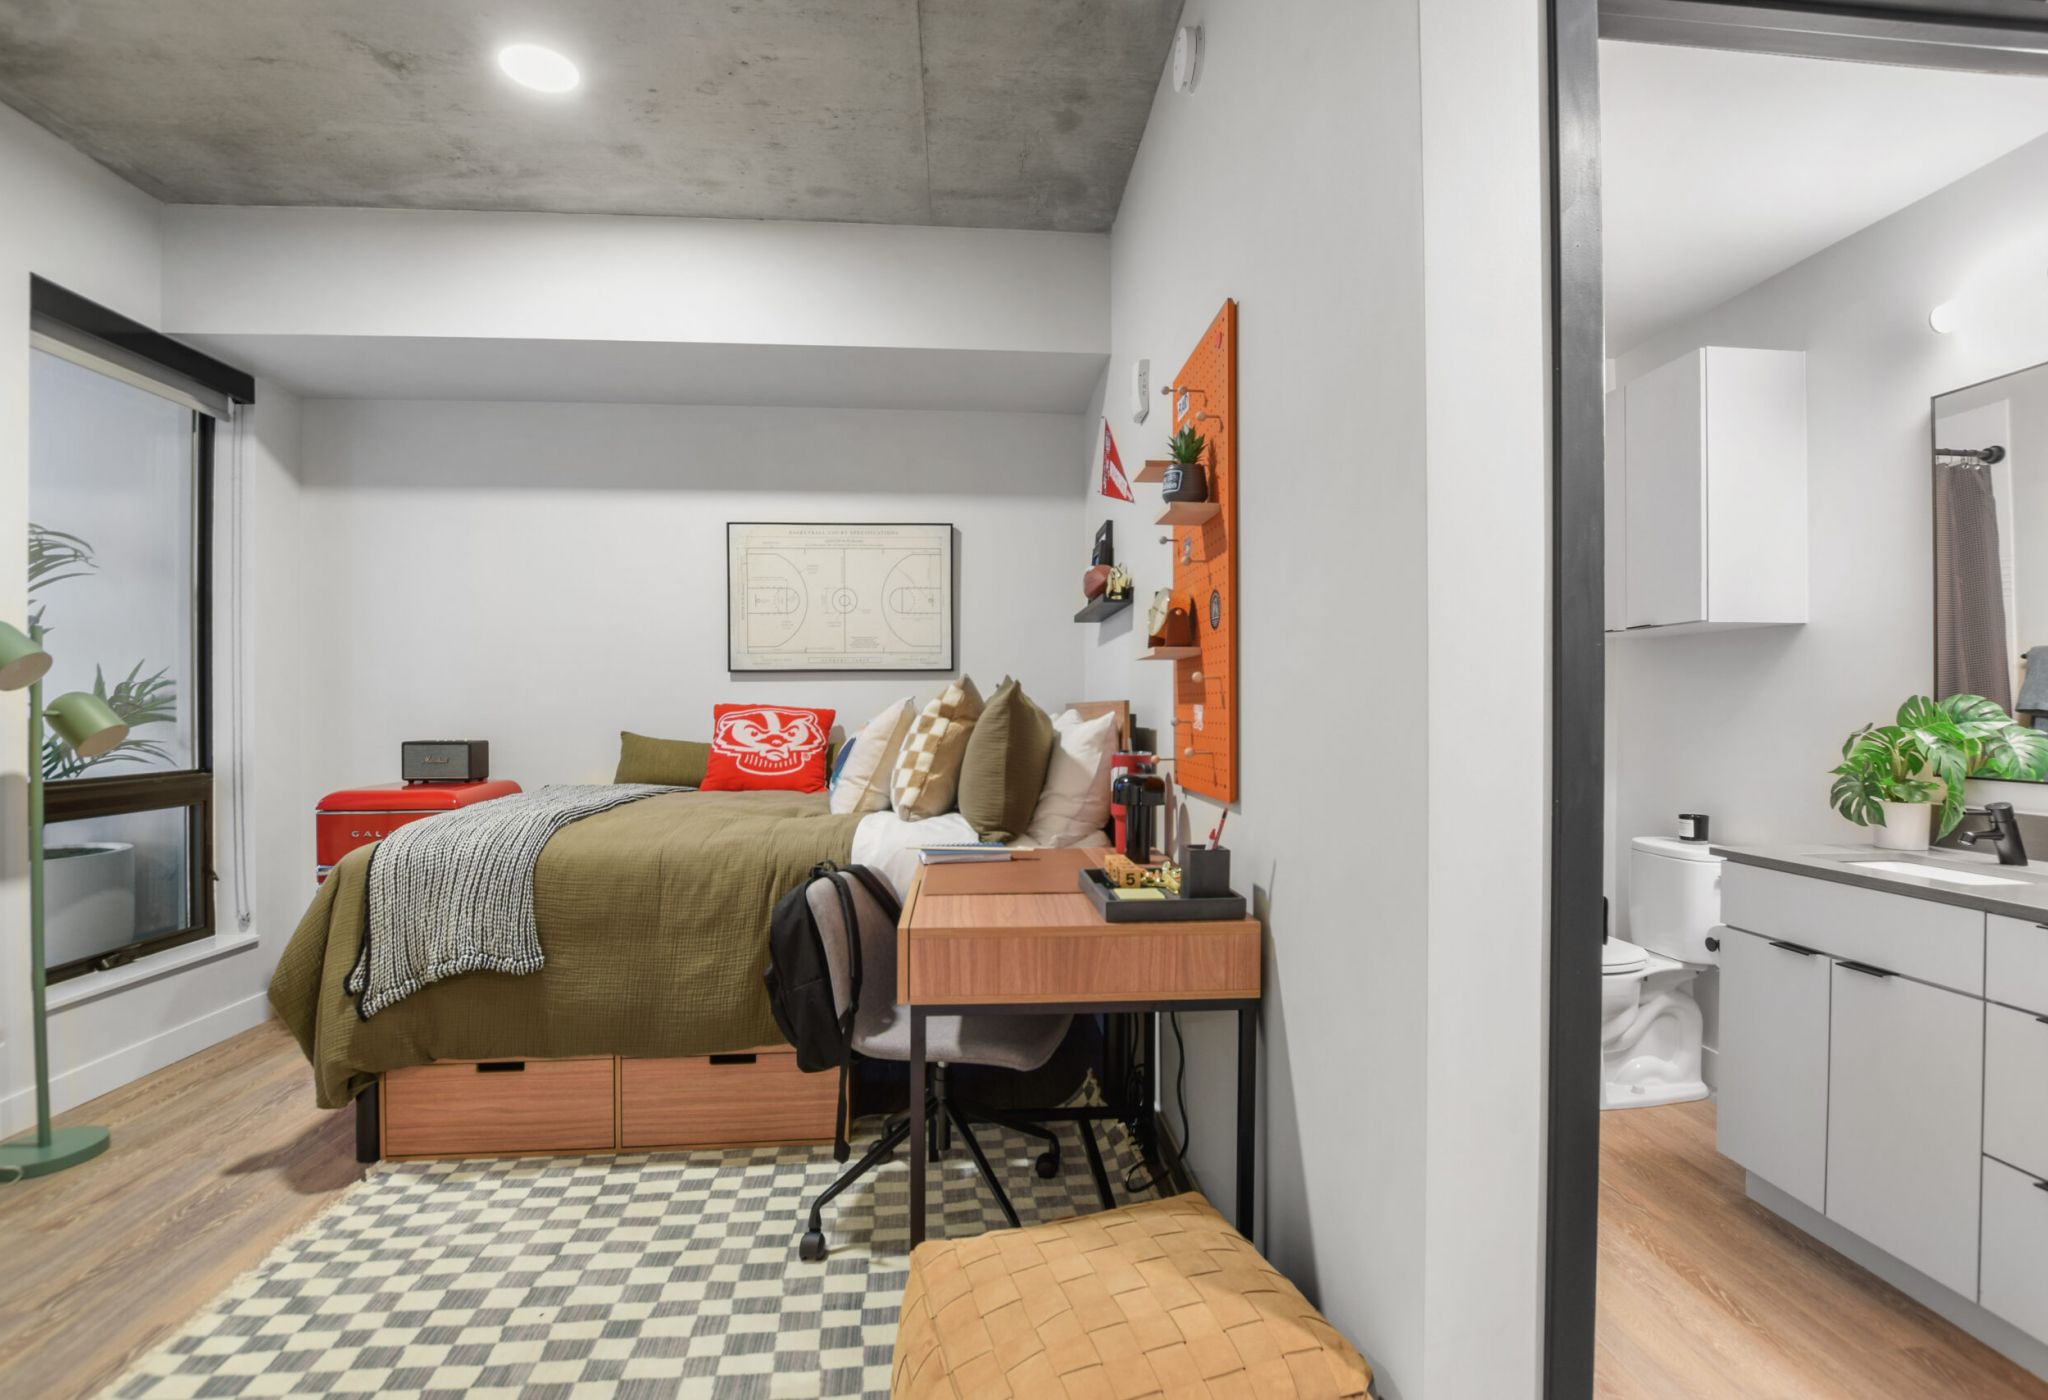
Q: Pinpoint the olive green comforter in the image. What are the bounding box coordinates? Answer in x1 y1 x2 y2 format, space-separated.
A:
269 789 860 1107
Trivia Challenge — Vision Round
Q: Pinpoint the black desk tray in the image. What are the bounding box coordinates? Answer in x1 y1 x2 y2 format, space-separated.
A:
1079 867 1247 923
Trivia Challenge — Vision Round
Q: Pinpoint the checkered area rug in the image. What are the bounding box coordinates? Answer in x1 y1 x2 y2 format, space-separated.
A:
108 1118 1153 1400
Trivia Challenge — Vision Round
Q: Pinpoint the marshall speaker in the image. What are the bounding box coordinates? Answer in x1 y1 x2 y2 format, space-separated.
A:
402 740 490 783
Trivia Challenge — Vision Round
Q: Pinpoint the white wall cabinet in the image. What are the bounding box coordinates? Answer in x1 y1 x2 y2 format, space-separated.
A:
1613 347 1807 634
1825 962 1984 1299
1716 930 1829 1212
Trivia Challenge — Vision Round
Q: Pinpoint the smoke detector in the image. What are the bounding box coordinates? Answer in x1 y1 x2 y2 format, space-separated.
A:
1172 25 1203 93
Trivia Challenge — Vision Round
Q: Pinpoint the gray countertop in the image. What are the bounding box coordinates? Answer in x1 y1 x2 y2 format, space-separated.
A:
1711 842 2048 923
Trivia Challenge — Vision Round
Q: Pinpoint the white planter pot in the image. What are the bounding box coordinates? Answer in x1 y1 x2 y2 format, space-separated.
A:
1873 802 1933 852
44 842 136 969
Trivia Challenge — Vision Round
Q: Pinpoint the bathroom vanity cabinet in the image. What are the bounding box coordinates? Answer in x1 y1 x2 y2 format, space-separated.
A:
1604 346 1808 635
1717 857 2048 1372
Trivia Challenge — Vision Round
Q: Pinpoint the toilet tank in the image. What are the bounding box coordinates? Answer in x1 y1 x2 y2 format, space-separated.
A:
1628 836 1724 964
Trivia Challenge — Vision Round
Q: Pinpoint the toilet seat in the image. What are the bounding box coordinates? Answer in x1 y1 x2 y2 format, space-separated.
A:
1602 938 1649 977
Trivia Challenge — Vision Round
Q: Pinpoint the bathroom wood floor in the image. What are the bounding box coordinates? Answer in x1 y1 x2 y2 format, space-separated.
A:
1598 1098 2048 1399
1 1024 2044 1397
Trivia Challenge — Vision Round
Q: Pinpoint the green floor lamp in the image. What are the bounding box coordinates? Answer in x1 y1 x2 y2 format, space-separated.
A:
0 619 129 1181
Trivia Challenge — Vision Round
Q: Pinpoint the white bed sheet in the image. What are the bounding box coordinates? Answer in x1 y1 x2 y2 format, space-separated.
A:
851 810 1108 899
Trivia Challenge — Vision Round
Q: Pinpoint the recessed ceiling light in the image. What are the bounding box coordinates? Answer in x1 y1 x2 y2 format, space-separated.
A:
497 43 580 94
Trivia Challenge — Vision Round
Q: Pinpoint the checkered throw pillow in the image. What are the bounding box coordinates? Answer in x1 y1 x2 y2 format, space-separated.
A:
891 677 984 818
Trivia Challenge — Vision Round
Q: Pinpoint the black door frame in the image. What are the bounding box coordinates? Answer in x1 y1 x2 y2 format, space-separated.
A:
1542 5 2048 1397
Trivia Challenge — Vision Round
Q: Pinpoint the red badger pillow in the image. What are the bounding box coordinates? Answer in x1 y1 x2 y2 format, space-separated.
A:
700 704 837 793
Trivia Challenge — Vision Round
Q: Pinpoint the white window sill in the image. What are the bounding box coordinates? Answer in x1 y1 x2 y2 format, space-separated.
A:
47 930 262 1013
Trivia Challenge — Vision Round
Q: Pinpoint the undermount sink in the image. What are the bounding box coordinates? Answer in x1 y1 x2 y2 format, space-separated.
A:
1849 859 2029 887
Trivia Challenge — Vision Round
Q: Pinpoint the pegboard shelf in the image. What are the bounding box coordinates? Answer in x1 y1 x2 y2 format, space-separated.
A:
1155 501 1222 527
1139 646 1202 661
1074 596 1133 623
1136 460 1173 484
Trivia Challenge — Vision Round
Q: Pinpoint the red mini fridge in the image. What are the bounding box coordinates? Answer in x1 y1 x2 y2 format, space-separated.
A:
315 780 521 883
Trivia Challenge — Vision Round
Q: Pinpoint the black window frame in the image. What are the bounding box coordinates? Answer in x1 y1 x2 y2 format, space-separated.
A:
29 277 251 983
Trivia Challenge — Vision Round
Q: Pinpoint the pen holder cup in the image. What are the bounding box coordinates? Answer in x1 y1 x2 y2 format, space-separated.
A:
1182 845 1232 899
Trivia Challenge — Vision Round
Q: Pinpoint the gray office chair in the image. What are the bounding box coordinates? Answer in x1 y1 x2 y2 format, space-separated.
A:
797 868 1117 1261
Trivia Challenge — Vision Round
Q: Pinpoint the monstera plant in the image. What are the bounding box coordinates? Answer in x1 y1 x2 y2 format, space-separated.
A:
1830 693 2048 847
28 523 178 781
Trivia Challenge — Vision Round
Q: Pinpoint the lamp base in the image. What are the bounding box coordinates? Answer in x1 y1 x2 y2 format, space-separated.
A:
0 1124 109 1180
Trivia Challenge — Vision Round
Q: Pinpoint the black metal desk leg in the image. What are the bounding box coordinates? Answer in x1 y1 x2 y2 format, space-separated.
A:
1236 1004 1256 1240
909 1007 928 1248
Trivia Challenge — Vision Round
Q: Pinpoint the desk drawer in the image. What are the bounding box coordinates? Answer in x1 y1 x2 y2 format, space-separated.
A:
619 1049 837 1148
1989 915 2048 1017
1721 864 1983 993
383 1058 615 1158
1987 1002 2048 1181
905 926 1262 1004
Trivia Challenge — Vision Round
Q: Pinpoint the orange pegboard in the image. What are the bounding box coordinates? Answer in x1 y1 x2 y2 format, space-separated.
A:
1165 300 1237 804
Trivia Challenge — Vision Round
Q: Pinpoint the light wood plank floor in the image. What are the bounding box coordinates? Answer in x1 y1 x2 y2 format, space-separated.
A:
1599 1098 2048 1399
0 1020 361 1399
3 1026 2043 1398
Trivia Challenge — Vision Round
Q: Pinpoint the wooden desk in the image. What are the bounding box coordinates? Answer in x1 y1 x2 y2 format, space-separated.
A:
898 848 1262 1245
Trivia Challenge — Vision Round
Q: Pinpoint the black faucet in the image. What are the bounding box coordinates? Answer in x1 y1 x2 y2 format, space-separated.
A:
1958 802 2029 866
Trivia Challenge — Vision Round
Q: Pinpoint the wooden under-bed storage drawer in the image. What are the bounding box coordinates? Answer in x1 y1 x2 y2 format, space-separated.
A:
383 1057 615 1158
619 1048 838 1149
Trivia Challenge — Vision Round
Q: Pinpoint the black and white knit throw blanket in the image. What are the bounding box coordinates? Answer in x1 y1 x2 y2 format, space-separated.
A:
347 783 677 1019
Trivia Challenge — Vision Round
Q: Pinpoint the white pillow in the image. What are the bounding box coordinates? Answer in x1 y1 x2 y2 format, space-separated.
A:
829 696 916 815
1023 708 1119 846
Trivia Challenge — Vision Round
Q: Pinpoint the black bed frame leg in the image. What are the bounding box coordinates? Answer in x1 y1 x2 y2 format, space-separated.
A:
355 1083 381 1164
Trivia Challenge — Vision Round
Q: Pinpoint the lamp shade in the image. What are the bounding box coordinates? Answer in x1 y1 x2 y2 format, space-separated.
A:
0 621 51 692
46 691 128 759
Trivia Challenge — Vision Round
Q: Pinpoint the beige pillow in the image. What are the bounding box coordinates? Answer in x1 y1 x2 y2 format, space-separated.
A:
891 677 984 819
957 678 1056 842
830 697 916 815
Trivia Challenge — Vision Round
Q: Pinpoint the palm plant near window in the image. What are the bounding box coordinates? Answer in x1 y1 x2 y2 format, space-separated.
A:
28 523 179 780
1830 693 2048 839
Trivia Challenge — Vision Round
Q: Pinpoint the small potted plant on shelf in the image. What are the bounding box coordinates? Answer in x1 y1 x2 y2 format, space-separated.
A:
1161 427 1209 504
1829 694 2048 850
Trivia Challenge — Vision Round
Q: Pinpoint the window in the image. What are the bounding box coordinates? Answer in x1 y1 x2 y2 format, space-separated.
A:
29 337 215 981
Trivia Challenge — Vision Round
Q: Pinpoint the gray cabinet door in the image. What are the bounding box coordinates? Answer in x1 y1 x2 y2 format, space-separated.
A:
1826 963 1984 1298
1716 929 1830 1212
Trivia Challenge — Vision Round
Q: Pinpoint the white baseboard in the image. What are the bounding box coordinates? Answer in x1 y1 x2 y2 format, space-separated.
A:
1748 1173 2048 1382
0 993 271 1138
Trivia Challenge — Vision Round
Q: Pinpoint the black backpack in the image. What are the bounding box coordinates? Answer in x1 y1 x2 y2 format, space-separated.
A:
764 861 900 1157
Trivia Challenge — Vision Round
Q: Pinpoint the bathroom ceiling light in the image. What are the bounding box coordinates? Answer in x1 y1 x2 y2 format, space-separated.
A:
1929 300 1961 335
497 43 580 94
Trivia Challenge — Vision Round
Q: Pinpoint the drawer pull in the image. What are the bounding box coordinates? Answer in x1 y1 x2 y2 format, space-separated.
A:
708 1053 759 1067
476 1061 526 1073
1838 960 1893 980
1768 940 1819 957
2036 1179 2048 1195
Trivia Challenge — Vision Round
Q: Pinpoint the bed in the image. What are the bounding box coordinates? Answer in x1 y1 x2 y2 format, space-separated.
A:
268 700 1130 1158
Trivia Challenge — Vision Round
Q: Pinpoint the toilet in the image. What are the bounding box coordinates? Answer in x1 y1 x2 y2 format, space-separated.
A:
1603 835 1721 1110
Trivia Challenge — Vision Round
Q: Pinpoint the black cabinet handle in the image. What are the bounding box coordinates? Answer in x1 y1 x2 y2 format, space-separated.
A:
1768 940 1818 957
1838 960 1893 980
2035 1179 2048 1195
709 1053 759 1066
476 1061 526 1073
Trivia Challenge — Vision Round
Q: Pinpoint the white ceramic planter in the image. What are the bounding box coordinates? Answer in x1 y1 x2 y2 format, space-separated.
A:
44 842 136 969
1873 801 1933 852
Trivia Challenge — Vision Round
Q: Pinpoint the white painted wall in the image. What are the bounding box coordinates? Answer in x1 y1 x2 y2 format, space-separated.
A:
0 104 313 1134
296 400 1085 798
162 206 1109 356
1079 3 1547 1395
1608 133 2048 940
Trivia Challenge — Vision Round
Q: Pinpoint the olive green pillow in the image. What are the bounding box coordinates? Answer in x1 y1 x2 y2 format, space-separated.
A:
957 678 1056 842
615 732 712 787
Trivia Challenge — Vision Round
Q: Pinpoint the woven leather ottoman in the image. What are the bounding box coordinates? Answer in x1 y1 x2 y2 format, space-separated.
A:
891 1193 1375 1399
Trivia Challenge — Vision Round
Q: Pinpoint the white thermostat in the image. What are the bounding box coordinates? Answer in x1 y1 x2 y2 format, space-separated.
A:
1132 358 1150 423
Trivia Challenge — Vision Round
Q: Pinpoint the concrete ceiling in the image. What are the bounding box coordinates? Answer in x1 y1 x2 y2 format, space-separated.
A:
1602 40 2048 354
0 0 1182 232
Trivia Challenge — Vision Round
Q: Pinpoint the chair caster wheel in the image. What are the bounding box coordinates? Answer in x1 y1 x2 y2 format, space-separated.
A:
1035 1150 1060 1179
799 1231 828 1262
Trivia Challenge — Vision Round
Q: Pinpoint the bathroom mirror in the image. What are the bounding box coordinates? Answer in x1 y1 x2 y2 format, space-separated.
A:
1934 361 2048 762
